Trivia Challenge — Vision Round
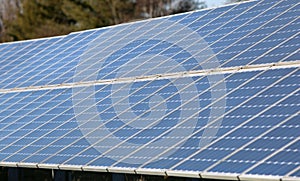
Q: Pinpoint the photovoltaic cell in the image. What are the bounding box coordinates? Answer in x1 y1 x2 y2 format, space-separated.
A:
0 0 299 180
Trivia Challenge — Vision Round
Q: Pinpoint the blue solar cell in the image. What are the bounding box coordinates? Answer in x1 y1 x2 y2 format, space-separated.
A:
27 130 52 139
0 44 10 54
43 155 74 165
24 154 50 163
174 160 217 172
208 117 300 174
248 138 292 150
39 147 66 156
66 156 96 166
10 137 38 147
291 168 300 177
212 162 254 173
31 137 58 147
267 150 300 164
5 153 34 163
247 163 298 176
2 145 24 154
60 146 88 156
20 146 43 154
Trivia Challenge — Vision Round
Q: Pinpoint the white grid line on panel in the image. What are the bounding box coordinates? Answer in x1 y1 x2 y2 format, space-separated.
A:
15 76 157 162
79 68 297 167
0 38 58 75
215 19 300 67
83 0 270 81
42 77 188 163
30 17 187 88
61 7 217 84
0 41 39 70
18 61 217 164
76 0 298 89
241 134 300 175
29 0 296 89
0 32 91 89
0 38 69 87
106 75 286 166
0 91 26 113
286 165 300 178
99 0 290 81
0 91 71 138
118 0 268 79
114 4 245 79
0 89 70 153
137 73 298 168
0 92 43 127
62 63 245 162
0 44 10 54
0 37 84 89
138 67 299 170
32 20 146 87
0 42 31 63
76 6 236 82
204 109 300 172
190 1 300 70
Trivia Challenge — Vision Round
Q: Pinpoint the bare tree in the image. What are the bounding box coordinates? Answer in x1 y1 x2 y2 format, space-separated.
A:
135 0 169 18
226 0 249 4
0 0 22 42
134 0 203 18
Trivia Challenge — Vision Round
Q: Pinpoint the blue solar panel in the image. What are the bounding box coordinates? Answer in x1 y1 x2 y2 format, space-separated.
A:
0 0 298 90
0 66 299 179
0 0 299 180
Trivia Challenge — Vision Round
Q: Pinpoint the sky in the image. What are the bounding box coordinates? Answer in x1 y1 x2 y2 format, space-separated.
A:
204 0 228 8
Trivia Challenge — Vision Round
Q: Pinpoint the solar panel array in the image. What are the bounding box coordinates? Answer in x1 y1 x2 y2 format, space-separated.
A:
0 0 299 180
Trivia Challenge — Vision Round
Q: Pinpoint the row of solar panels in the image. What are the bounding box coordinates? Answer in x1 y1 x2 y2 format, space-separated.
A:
0 66 299 179
0 0 298 89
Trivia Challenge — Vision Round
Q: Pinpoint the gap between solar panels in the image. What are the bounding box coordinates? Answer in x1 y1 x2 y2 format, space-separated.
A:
0 61 299 94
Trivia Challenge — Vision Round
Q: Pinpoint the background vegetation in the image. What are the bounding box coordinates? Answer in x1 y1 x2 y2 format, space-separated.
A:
0 0 247 42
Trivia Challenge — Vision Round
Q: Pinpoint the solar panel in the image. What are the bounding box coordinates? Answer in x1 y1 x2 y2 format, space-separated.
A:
0 0 299 180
